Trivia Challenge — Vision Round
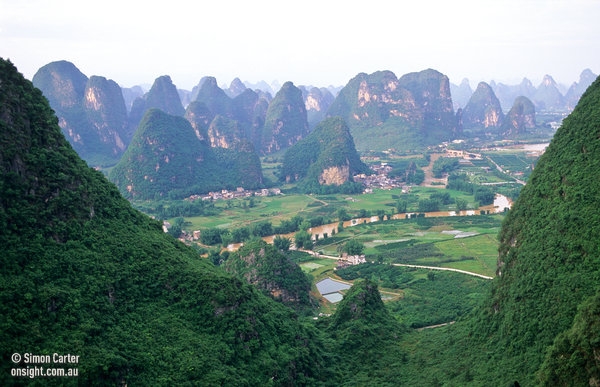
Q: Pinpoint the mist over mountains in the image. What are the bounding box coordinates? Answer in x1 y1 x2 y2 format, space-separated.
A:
4 55 600 384
30 60 596 198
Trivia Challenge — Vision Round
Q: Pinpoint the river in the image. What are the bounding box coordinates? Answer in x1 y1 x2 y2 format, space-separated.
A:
226 194 512 251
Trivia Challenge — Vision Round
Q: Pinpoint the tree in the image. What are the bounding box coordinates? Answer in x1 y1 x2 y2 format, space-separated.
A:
273 235 291 252
455 198 468 211
294 230 313 250
337 208 351 221
395 200 408 213
343 239 365 256
168 217 185 238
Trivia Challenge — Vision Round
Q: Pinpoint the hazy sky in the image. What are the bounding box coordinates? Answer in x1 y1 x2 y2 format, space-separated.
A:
1 0 599 90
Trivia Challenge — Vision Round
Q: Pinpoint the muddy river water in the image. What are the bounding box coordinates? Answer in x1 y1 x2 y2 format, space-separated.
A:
227 194 512 251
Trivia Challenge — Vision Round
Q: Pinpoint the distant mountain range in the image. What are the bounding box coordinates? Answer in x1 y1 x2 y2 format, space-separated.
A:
4 56 600 385
31 60 596 197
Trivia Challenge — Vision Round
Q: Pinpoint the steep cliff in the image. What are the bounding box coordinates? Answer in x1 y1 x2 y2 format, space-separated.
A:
260 81 310 154
501 96 536 136
461 82 504 131
280 117 368 192
0 58 329 385
302 86 335 128
32 61 129 166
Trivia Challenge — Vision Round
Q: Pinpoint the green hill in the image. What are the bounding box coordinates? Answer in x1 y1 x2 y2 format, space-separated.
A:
223 239 314 312
482 73 600 382
280 116 369 193
109 109 263 199
326 69 457 151
0 57 329 385
260 81 310 154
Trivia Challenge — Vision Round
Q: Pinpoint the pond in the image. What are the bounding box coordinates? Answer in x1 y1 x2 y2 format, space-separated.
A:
316 278 351 303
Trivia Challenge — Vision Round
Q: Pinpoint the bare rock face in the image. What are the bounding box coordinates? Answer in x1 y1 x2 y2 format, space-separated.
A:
32 61 129 166
302 86 335 128
533 74 565 111
461 82 504 131
319 164 351 186
326 69 458 149
502 96 536 136
84 76 128 154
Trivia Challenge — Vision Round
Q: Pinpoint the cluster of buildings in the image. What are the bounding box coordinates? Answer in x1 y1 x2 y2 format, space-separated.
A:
186 187 282 202
335 253 367 270
353 163 411 192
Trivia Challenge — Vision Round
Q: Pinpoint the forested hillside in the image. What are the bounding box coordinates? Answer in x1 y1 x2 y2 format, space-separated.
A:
400 74 600 385
109 109 263 199
0 58 329 385
280 116 369 193
5 54 600 385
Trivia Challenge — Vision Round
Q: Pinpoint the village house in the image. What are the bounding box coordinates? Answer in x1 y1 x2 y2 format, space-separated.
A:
335 253 367 270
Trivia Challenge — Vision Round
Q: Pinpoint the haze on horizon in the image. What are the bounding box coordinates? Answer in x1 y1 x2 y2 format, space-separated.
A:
1 0 599 90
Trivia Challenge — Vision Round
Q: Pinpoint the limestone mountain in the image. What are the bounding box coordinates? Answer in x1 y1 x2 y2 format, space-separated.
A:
260 81 310 154
460 81 504 132
32 60 129 166
223 240 313 312
193 76 234 118
0 58 329 385
109 109 263 199
327 70 420 132
501 96 536 136
301 86 335 128
492 78 537 111
450 78 473 109
127 75 185 137
398 69 458 141
226 77 248 98
326 69 456 151
231 88 270 150
280 117 369 193
533 74 566 111
565 68 598 109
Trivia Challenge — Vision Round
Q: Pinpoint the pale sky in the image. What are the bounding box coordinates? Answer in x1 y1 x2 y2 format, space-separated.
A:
1 0 599 90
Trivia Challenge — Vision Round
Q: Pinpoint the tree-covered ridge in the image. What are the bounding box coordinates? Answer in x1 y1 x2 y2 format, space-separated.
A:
109 108 263 199
475 74 600 382
280 116 369 193
0 57 331 385
260 81 310 154
223 239 314 312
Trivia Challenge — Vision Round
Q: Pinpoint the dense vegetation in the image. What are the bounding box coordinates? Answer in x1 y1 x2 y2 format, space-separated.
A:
223 239 314 313
5 55 600 386
0 58 331 385
280 117 369 193
109 109 263 199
